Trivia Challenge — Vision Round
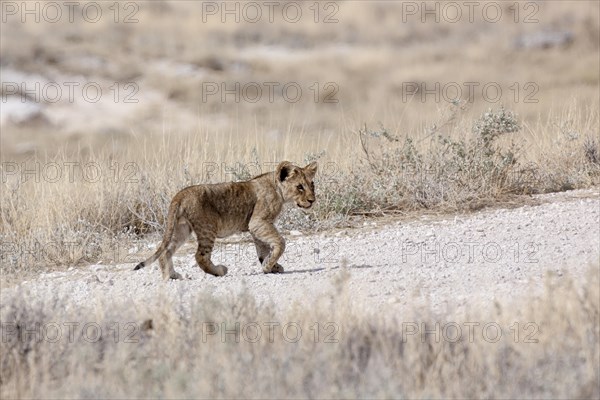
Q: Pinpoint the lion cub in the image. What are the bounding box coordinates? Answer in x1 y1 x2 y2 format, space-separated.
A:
134 161 317 279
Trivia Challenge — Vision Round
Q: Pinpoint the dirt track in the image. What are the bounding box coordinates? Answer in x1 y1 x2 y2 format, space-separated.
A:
3 189 599 316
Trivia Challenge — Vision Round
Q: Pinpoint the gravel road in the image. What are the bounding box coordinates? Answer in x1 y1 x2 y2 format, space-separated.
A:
3 189 599 317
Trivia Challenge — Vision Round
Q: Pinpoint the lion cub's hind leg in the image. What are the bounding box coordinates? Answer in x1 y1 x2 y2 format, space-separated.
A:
159 219 191 280
194 236 228 277
189 221 228 277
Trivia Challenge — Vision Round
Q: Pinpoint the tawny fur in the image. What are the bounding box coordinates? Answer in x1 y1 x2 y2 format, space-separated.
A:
134 161 317 279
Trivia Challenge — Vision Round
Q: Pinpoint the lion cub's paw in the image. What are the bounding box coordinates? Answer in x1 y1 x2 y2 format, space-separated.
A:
168 271 183 280
264 264 284 274
272 264 284 273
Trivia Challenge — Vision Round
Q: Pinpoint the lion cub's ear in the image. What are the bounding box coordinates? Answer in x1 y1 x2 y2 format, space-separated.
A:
303 162 318 180
277 161 295 182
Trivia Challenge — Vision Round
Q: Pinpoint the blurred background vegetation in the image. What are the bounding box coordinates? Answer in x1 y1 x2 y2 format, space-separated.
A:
1 1 598 158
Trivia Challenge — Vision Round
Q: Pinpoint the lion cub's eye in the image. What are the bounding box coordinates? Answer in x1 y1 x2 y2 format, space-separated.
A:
297 184 304 191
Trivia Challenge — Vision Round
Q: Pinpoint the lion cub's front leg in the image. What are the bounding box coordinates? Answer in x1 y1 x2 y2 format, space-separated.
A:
252 235 284 273
249 221 285 274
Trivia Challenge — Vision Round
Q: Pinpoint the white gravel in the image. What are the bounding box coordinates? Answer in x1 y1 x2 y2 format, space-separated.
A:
3 189 599 317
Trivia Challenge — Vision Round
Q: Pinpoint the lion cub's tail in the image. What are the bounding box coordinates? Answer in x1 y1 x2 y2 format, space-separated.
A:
133 201 180 271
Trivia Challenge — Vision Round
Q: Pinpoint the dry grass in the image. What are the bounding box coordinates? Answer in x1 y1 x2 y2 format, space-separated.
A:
0 265 598 398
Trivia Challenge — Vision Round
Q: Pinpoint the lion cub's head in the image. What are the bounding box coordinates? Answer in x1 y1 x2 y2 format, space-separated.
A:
277 161 317 209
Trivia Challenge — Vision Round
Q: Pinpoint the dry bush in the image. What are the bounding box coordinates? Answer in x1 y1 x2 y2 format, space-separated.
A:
0 266 598 398
313 105 600 217
584 136 600 165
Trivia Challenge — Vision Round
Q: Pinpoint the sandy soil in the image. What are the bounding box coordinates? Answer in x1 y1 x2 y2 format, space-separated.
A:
2 189 598 317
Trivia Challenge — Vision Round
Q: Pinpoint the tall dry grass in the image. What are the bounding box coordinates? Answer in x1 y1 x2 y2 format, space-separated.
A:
0 265 598 398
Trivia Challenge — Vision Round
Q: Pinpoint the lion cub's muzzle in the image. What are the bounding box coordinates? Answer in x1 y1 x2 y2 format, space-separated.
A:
298 198 315 209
